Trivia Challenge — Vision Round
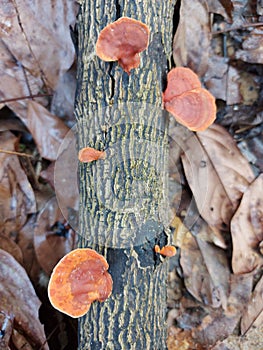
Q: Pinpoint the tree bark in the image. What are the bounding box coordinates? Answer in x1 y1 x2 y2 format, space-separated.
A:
75 1 176 349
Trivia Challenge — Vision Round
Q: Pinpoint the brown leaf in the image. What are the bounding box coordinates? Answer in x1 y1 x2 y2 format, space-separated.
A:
241 275 263 334
0 234 23 264
34 197 76 275
180 229 230 309
0 131 36 236
235 28 263 64
207 0 233 21
231 174 263 274
173 0 211 77
0 249 49 349
181 124 255 229
17 215 41 283
27 101 69 161
0 0 77 90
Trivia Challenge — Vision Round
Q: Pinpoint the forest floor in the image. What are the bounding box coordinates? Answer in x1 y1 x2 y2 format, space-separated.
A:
0 1 262 349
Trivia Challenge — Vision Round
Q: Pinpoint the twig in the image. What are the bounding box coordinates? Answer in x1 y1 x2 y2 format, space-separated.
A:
0 93 52 104
213 22 263 35
0 149 33 158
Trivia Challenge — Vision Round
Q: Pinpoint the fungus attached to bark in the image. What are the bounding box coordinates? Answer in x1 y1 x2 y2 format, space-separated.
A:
154 245 176 257
48 248 113 318
78 147 105 163
95 17 150 74
163 67 216 132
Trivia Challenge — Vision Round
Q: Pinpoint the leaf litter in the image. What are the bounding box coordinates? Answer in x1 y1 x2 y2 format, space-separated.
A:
0 0 262 349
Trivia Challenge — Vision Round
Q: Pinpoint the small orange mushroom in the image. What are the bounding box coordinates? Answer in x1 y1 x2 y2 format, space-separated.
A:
163 67 216 132
155 245 176 257
96 17 150 74
78 147 105 163
48 248 113 318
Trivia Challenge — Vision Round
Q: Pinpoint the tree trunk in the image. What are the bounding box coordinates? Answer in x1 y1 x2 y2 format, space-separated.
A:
75 1 176 349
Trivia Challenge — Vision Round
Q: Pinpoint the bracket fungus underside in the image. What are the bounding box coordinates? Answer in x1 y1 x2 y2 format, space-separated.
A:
163 67 216 131
48 248 113 318
96 17 150 74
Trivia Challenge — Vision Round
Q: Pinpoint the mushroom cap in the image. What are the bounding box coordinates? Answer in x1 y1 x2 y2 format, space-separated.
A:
160 246 177 257
78 147 105 163
163 67 201 103
96 17 150 73
48 248 113 318
165 88 216 132
163 67 216 131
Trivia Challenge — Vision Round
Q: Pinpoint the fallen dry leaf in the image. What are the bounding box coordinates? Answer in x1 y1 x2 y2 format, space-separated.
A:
0 0 76 90
17 215 41 283
231 174 263 274
173 0 211 77
0 249 49 349
241 275 263 334
207 0 233 21
180 230 230 309
34 197 76 275
0 234 23 264
0 130 36 236
181 124 255 230
27 100 69 161
235 28 263 64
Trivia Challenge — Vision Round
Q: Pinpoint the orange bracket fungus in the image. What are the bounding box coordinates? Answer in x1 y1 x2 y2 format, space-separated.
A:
163 67 216 131
154 245 177 257
78 147 105 163
95 17 150 74
48 248 113 318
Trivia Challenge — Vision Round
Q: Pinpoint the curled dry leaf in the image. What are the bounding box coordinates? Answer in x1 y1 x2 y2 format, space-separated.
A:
173 0 211 76
241 275 263 335
96 17 150 74
34 196 76 275
0 131 36 236
181 124 255 230
231 174 263 274
27 101 69 161
0 249 48 349
48 248 113 318
163 67 216 131
235 28 263 64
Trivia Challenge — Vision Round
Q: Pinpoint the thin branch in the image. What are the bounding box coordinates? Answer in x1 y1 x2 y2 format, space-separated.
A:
213 22 263 35
0 93 52 104
0 149 33 158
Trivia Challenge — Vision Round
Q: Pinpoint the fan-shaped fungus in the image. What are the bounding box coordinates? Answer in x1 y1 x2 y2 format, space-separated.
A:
154 245 176 257
78 147 105 163
96 17 150 74
48 248 113 318
163 67 216 131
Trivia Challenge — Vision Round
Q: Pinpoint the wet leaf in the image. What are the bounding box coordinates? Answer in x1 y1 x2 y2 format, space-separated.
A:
231 174 263 274
0 249 48 349
34 197 76 275
27 101 69 161
173 0 211 77
241 275 263 334
0 131 36 236
181 124 255 229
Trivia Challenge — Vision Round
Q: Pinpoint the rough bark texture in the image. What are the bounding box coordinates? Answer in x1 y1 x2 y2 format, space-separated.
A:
75 1 176 349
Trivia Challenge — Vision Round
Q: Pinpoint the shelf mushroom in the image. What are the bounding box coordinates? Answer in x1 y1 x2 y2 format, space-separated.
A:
48 248 113 318
96 17 150 74
163 67 216 132
78 147 105 163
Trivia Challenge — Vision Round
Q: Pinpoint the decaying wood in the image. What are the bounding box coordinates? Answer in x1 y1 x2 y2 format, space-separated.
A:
75 1 176 348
